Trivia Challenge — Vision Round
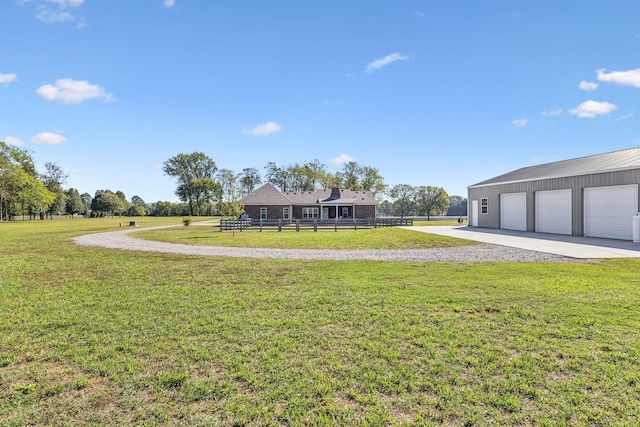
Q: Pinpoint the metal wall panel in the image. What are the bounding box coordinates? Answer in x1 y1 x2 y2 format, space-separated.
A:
468 169 640 237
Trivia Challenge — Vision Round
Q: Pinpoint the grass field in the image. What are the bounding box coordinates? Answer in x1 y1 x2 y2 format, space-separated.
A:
134 221 477 249
2 217 640 426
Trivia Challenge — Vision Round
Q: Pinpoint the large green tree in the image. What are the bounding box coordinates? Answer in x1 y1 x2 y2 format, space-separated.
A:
0 141 53 220
414 186 450 220
339 161 362 190
163 152 219 216
80 193 93 215
238 167 262 195
91 190 129 216
42 162 68 218
389 184 415 219
65 188 86 216
129 195 148 216
359 166 387 197
264 161 291 192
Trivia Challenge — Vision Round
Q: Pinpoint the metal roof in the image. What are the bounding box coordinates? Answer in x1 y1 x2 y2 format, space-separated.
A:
469 147 640 188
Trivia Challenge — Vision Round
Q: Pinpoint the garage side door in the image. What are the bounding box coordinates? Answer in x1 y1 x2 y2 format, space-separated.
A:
584 184 639 240
500 192 526 231
535 189 572 235
470 200 479 227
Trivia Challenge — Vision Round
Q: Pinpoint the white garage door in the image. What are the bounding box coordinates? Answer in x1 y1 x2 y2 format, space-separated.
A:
584 184 638 240
500 192 526 231
535 189 572 235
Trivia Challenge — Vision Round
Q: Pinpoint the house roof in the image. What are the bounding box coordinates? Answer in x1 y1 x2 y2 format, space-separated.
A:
469 147 640 188
240 183 292 205
241 184 376 206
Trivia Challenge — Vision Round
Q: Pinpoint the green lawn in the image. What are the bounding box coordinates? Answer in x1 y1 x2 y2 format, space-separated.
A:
1 218 640 426
133 222 477 249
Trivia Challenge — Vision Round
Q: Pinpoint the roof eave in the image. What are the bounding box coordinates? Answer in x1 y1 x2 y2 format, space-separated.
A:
468 165 640 189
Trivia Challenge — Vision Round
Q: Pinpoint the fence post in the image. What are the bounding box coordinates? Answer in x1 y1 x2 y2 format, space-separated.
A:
278 219 282 232
260 218 263 232
296 219 300 232
334 218 338 232
314 218 317 232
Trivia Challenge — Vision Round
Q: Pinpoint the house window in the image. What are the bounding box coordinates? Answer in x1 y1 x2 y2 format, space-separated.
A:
302 207 318 219
260 207 267 219
481 198 488 214
342 207 349 218
283 207 290 220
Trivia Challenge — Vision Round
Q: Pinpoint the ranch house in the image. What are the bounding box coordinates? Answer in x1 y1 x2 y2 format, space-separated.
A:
240 183 377 221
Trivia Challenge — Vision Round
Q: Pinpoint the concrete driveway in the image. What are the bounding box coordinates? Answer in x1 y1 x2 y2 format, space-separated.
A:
407 226 640 259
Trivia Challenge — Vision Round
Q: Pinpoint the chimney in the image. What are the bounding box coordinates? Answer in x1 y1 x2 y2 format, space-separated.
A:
330 187 340 199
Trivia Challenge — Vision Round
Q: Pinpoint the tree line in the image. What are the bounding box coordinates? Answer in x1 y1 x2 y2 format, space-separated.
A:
161 152 389 216
0 143 467 220
162 152 465 218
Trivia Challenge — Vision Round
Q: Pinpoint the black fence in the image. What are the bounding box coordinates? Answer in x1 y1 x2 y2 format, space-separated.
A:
219 217 413 232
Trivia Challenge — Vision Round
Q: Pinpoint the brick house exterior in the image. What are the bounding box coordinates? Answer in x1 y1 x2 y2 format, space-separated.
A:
241 183 377 220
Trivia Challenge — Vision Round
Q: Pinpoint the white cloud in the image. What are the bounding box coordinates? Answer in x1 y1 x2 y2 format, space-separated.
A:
579 80 599 91
4 136 23 147
45 0 84 7
365 53 410 73
32 0 86 28
148 162 163 170
242 121 282 137
569 100 617 118
512 119 528 128
542 109 562 117
615 111 635 122
414 11 424 18
0 73 17 84
31 132 67 145
163 0 175 7
328 153 355 166
37 78 115 104
597 68 640 88
36 8 74 23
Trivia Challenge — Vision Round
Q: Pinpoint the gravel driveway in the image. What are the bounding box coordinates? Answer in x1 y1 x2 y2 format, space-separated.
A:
71 225 577 262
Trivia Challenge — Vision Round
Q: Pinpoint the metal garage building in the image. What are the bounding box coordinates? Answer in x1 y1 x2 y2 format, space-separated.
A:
467 147 640 241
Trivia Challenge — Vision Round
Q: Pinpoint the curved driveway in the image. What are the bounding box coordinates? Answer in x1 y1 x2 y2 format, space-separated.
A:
409 226 640 259
71 224 580 262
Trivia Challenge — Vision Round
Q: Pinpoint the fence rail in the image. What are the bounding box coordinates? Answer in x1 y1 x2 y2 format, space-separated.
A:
219 217 412 232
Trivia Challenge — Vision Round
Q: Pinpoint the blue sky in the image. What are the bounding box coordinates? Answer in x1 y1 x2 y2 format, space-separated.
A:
2 1 640 203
